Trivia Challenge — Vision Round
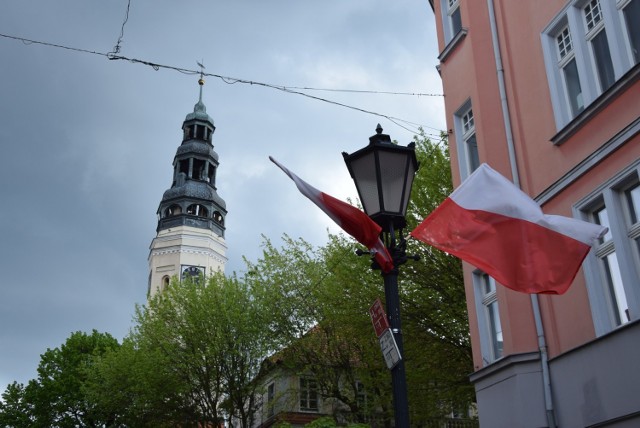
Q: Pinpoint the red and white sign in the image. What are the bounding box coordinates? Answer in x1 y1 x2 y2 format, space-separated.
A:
369 298 390 338
369 298 401 369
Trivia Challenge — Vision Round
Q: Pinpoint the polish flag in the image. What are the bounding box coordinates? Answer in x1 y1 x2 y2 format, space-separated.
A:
410 163 607 295
270 157 394 273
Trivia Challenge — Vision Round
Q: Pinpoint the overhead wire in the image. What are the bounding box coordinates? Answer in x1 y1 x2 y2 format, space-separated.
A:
0 31 446 138
271 86 443 97
108 0 131 56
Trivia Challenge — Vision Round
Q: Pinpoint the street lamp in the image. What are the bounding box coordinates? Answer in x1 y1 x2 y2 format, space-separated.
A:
342 124 419 428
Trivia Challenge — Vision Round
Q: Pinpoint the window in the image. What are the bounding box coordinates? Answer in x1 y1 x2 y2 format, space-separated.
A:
474 272 503 365
448 0 462 37
542 0 638 128
299 377 318 412
556 26 585 116
577 165 640 335
440 0 463 42
621 0 640 64
166 204 182 216
186 204 208 217
461 108 480 173
454 102 480 180
593 206 630 325
583 0 615 91
213 211 224 225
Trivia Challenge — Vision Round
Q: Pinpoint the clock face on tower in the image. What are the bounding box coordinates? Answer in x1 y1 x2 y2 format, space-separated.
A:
181 265 205 281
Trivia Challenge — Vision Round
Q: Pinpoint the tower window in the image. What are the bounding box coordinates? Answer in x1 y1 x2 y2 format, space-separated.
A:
193 159 206 180
179 159 190 176
187 204 209 217
166 204 182 216
162 276 170 291
196 125 205 140
213 211 224 225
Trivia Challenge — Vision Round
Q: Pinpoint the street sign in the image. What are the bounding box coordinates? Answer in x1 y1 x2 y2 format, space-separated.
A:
379 329 402 369
370 298 401 370
369 298 390 338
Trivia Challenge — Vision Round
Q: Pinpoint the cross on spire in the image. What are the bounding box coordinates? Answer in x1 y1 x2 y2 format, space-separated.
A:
197 60 206 102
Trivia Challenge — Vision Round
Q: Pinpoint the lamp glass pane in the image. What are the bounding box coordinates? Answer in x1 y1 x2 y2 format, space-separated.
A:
400 161 417 216
379 151 411 215
350 153 380 215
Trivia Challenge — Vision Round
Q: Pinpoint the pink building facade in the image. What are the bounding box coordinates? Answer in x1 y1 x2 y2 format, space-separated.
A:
429 0 640 426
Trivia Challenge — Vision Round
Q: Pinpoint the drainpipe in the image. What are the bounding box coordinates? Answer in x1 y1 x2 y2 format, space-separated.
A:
486 0 557 426
486 0 518 185
531 294 558 428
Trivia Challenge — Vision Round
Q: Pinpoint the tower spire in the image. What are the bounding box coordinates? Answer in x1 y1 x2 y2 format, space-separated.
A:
148 64 227 297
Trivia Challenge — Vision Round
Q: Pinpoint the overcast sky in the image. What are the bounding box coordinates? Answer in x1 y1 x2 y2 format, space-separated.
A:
0 0 445 389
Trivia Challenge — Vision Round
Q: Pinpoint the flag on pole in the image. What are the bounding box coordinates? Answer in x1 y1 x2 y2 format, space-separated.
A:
410 163 607 295
270 156 394 273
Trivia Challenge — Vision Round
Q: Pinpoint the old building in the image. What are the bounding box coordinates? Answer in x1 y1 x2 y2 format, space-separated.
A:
148 77 228 297
430 0 640 426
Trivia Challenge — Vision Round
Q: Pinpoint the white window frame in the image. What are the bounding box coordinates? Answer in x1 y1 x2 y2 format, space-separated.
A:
454 100 480 180
440 0 462 42
473 272 503 365
541 0 636 129
575 161 640 336
583 0 617 92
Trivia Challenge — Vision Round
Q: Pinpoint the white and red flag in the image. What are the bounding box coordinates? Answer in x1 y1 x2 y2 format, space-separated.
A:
270 156 393 273
410 163 607 295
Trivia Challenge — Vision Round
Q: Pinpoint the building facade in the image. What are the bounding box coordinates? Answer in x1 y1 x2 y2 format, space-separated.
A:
430 0 640 426
148 78 228 297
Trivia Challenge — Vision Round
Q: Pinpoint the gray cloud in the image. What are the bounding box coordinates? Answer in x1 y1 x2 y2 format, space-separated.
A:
0 0 444 388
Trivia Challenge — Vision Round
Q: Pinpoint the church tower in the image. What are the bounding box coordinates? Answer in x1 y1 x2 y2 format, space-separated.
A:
148 77 227 297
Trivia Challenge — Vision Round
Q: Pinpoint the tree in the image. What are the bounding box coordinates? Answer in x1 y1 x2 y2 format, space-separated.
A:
245 131 474 425
0 330 120 428
0 382 34 427
111 272 279 427
84 337 187 427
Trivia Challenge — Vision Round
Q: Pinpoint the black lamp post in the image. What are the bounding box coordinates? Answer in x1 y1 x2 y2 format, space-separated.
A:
342 125 419 428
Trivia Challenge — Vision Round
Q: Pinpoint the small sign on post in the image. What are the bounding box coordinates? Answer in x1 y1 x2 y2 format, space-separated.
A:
369 298 402 369
369 298 390 337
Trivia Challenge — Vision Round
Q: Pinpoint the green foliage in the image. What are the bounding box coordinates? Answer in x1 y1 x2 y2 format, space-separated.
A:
0 382 33 427
244 234 325 344
305 416 339 428
84 337 186 427
303 417 370 428
250 131 474 424
0 330 119 428
125 272 276 427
